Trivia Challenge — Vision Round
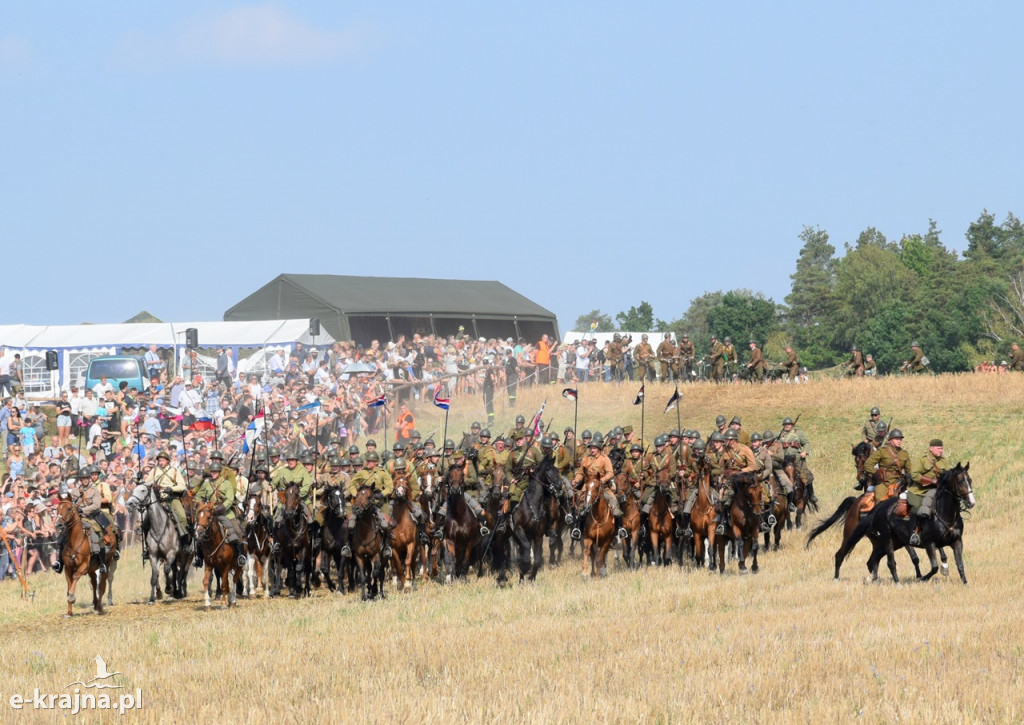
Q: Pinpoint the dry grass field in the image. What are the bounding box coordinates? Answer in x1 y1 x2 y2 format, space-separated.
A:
2 374 1023 723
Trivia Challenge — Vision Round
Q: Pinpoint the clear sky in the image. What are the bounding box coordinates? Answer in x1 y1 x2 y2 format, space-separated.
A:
2 3 1022 333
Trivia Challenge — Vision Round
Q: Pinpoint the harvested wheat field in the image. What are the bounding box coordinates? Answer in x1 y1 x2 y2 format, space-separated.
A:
3 374 1023 724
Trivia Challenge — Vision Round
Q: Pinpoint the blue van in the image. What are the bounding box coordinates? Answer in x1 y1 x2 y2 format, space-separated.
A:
83 355 149 395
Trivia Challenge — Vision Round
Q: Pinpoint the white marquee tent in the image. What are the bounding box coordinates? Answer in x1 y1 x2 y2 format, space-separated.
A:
0 319 333 397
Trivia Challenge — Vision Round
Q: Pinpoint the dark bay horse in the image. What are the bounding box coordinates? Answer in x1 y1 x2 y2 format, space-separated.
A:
194 500 243 610
783 456 818 529
126 482 189 602
763 474 790 551
242 489 273 597
578 471 615 577
317 486 350 594
616 472 643 570
390 474 419 592
350 486 386 600
687 461 716 570
54 496 116 617
272 483 311 599
418 466 443 580
714 472 761 575
838 463 974 584
442 465 481 582
508 456 560 583
544 470 570 567
646 468 675 566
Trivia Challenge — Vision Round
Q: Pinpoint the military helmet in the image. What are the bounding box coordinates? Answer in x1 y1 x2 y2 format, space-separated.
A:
348 445 360 455
654 434 668 447
870 407 881 416
589 434 604 447
329 455 343 467
156 450 170 461
393 441 406 452
782 417 794 426
365 451 380 462
394 457 408 470
564 427 574 435
410 430 421 439
471 421 481 430
254 464 270 475
749 432 763 443
382 451 395 462
480 428 492 438
911 341 920 348
581 430 592 439
630 443 643 452
452 449 466 460
642 334 648 340
268 446 282 458
351 455 364 467
715 415 727 427
424 439 436 448
730 416 741 426
724 336 731 343
550 431 560 441
888 429 905 440
209 449 225 460
540 436 554 449
723 429 738 441
366 439 377 448
515 415 526 425
613 332 621 340
851 345 858 352
302 450 317 464
444 439 455 449
209 462 223 473
710 431 725 443
875 421 888 433
285 450 299 460
329 435 341 444
691 439 706 452
762 430 776 442
669 429 681 438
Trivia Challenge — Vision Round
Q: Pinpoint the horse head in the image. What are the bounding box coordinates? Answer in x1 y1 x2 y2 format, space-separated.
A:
55 495 77 532
945 462 975 509
852 442 872 485
655 466 673 491
326 486 345 517
447 465 465 495
125 482 151 512
194 500 217 544
283 483 302 520
352 485 376 517
731 471 762 508
245 491 262 523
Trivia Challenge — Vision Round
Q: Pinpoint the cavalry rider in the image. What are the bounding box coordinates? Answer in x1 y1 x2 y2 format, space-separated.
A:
343 450 395 558
762 431 796 512
871 420 889 450
749 433 776 533
435 448 488 534
194 462 246 567
571 435 626 540
862 407 883 445
727 417 750 446
778 416 818 504
475 430 507 514
901 341 927 373
311 454 349 549
621 442 650 514
640 435 681 523
678 438 706 539
389 457 429 544
52 465 119 574
270 450 314 529
712 430 758 535
550 431 574 477
865 429 910 503
908 438 950 545
847 345 865 376
506 414 528 442
502 432 550 527
146 449 190 543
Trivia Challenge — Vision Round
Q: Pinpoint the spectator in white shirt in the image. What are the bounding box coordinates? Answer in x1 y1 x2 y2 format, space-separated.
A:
92 375 114 398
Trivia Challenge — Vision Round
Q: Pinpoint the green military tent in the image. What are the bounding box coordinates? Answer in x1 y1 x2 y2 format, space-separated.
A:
223 274 559 345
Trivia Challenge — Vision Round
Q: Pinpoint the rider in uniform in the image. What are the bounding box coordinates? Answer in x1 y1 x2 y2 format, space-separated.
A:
865 429 910 503
778 416 817 503
147 450 190 543
194 462 245 567
908 438 950 545
571 436 626 540
343 451 395 558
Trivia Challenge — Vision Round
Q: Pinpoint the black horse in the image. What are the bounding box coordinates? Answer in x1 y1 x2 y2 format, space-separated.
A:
317 486 351 593
503 456 561 584
272 483 312 598
838 463 974 584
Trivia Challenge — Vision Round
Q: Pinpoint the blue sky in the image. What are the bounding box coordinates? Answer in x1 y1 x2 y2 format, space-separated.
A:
2 3 1022 333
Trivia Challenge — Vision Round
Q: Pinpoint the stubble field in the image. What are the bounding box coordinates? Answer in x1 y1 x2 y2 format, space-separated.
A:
2 373 1023 724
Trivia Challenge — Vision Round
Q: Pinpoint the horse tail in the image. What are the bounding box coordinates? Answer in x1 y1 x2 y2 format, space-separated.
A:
835 507 877 563
805 497 856 548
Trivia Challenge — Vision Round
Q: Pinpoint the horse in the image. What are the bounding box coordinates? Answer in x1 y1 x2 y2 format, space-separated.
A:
272 483 311 599
783 456 818 529
441 465 481 582
317 485 350 594
480 468 514 585
763 473 790 551
125 482 189 602
508 457 560 583
577 470 615 577
349 486 386 600
646 468 675 566
418 467 443 580
615 471 643 570
714 472 761 575
242 489 274 597
687 461 717 570
837 464 974 584
807 470 936 580
852 441 872 490
545 469 571 567
389 474 419 592
54 496 116 617
193 500 243 610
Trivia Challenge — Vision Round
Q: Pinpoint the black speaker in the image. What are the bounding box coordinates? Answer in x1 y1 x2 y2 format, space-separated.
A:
185 328 199 349
309 317 320 337
45 350 59 371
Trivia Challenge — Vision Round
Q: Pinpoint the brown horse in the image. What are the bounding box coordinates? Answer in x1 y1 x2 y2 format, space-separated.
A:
687 462 716 569
54 496 116 617
442 465 482 582
194 500 243 610
389 474 419 592
783 457 818 529
578 471 614 577
272 483 312 599
714 472 761 575
243 490 273 597
418 466 443 580
763 475 790 551
615 472 643 570
647 468 675 566
544 470 570 566
350 486 386 600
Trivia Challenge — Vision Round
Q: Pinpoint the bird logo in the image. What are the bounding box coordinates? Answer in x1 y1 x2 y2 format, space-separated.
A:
65 656 124 689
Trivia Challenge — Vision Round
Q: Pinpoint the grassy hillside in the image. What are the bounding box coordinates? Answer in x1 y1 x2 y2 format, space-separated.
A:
2 375 1021 723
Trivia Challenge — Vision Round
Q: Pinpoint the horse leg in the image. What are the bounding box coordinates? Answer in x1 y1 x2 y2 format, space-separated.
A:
203 565 213 610
952 539 967 584
750 537 759 574
106 563 114 607
149 557 160 604
582 539 593 578
598 538 611 577
93 570 106 614
938 546 949 576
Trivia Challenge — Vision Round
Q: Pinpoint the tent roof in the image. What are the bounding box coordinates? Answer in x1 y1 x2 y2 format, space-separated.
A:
0 319 330 350
226 274 557 319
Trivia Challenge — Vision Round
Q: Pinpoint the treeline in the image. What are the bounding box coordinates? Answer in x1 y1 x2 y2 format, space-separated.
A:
574 210 1024 373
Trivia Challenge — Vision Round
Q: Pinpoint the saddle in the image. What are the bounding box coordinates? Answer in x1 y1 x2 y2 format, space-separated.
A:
893 497 911 520
856 492 875 517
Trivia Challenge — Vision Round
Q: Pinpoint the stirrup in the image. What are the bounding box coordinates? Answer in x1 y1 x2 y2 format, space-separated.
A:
340 545 352 557
715 523 725 535
52 560 64 574
767 514 777 526
616 527 628 540
479 524 490 536
909 532 921 546
433 528 444 540
193 554 204 568
271 542 282 555
382 545 393 559
788 504 797 513
417 532 431 545
564 513 575 525
570 528 582 541
237 554 247 567
760 522 770 533
682 527 693 539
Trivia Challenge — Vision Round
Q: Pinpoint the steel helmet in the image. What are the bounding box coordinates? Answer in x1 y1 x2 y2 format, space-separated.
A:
723 429 738 441
581 430 592 439
710 431 725 443
364 451 380 462
691 439 706 452
394 457 407 470
515 415 526 425
654 434 668 447
480 429 492 438
888 429 905 440
715 415 727 427
870 407 881 416
393 441 407 452
749 432 763 443
782 417 794 426
630 443 643 452
540 436 554 449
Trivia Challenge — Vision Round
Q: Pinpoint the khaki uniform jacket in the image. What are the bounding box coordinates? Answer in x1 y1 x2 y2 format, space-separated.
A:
147 465 188 499
710 340 726 363
505 443 543 481
347 467 394 500
909 452 949 496
678 339 695 361
196 476 236 518
721 443 758 474
634 342 654 362
785 350 799 375
748 346 766 371
573 453 614 490
657 340 678 362
622 456 650 487
778 428 810 456
271 464 314 503
865 444 911 486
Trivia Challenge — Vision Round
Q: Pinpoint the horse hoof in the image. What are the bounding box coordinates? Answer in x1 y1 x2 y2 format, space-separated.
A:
941 563 949 577
147 600 155 606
